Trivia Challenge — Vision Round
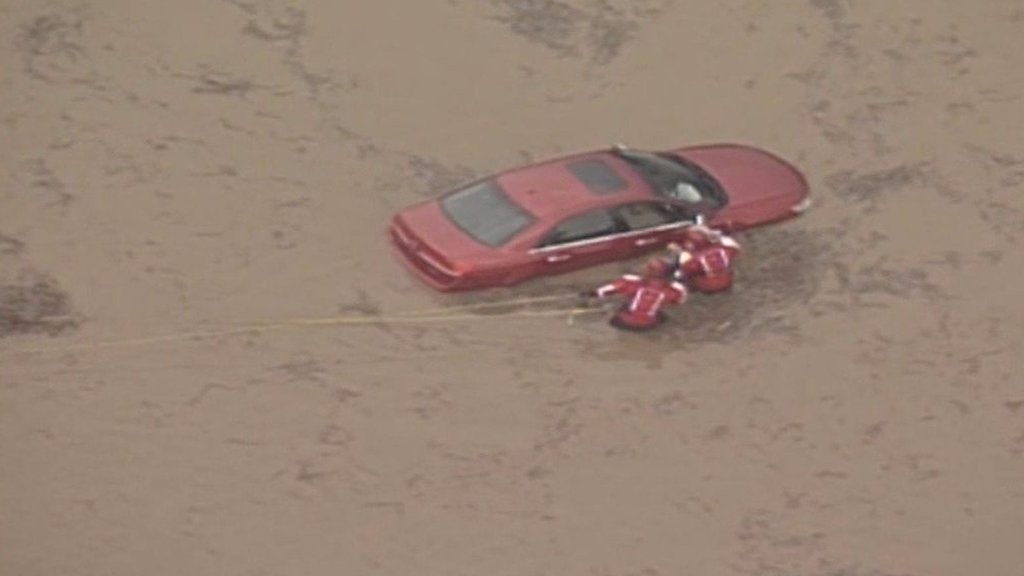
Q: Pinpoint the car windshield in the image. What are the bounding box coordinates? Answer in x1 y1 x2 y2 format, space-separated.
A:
440 180 535 247
612 148 726 207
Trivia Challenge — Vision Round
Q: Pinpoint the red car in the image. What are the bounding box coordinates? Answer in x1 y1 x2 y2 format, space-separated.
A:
390 143 810 291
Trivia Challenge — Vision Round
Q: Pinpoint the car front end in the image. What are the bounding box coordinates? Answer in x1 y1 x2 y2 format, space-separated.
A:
673 144 811 229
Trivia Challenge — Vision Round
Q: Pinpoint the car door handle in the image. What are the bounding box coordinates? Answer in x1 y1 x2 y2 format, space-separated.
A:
545 253 571 263
634 237 658 247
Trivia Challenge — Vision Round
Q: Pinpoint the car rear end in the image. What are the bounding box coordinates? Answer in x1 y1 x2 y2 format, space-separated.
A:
389 203 473 289
390 213 466 290
390 179 540 291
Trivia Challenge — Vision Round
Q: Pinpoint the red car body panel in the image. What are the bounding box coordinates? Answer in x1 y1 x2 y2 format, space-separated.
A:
498 152 654 220
390 143 809 291
395 202 490 261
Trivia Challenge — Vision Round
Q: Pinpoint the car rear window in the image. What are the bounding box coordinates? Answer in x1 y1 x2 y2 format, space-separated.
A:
440 180 535 247
567 158 628 195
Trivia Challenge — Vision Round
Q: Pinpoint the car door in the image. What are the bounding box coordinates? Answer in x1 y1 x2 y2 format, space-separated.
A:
613 201 693 256
529 208 624 275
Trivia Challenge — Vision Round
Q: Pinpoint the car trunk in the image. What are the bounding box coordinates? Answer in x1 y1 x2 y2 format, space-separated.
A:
390 202 490 289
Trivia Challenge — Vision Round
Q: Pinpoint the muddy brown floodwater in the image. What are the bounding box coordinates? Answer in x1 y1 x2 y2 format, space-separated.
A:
2 1 1023 575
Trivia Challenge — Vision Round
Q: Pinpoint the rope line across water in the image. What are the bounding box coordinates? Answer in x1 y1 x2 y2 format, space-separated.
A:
1 294 604 357
278 292 582 325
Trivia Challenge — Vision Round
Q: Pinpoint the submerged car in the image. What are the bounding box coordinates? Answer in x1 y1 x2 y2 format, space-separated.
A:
390 143 810 291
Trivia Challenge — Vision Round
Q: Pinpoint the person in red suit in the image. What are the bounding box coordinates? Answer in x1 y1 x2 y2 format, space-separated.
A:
668 222 742 294
583 258 688 331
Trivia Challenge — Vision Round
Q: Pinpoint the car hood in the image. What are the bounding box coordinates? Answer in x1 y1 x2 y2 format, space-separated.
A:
674 144 808 207
393 201 492 262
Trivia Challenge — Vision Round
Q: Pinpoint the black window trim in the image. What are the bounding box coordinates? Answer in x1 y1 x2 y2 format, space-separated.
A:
610 147 728 208
530 203 698 253
534 207 622 250
612 201 684 232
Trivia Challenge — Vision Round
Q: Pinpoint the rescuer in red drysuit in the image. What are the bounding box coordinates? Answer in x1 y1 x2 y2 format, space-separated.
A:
668 222 742 294
583 258 688 331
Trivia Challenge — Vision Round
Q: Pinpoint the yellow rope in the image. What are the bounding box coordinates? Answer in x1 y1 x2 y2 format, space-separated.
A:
250 292 584 327
377 292 581 317
1 300 603 357
268 306 594 327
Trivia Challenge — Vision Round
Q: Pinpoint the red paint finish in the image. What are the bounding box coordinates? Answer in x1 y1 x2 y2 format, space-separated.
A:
390 143 810 291
674 144 810 231
498 152 653 220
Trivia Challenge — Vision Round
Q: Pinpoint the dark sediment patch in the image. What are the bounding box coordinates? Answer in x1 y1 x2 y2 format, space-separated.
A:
490 0 585 58
824 163 927 213
487 0 667 65
15 7 87 81
191 69 262 98
0 269 78 338
22 158 75 207
0 233 25 256
962 147 1024 243
809 0 860 61
402 154 479 197
336 289 382 317
828 257 945 304
239 4 307 43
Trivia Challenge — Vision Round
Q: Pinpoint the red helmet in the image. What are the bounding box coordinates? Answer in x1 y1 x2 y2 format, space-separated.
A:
643 258 671 279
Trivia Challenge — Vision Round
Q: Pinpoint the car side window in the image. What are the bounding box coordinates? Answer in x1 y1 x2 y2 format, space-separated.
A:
664 202 700 223
615 202 678 231
540 209 618 247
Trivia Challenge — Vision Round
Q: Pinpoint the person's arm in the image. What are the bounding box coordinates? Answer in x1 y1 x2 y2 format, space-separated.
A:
669 281 688 304
581 279 621 298
588 276 640 298
719 235 741 252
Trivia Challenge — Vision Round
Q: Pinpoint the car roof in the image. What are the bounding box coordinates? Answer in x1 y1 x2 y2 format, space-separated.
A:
496 151 656 222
